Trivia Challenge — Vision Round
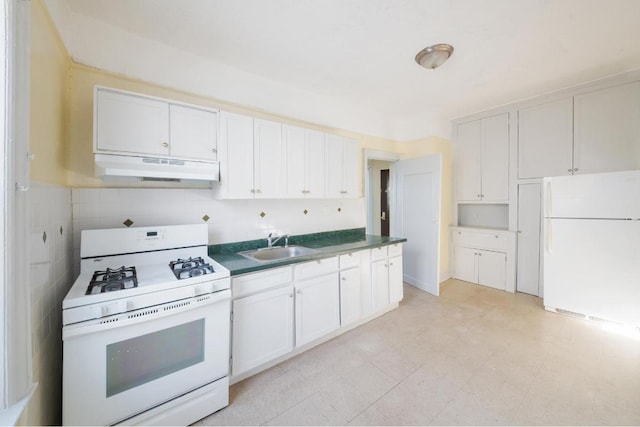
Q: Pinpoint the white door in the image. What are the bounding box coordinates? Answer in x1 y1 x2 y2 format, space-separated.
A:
370 258 390 310
218 112 254 198
394 154 442 295
477 250 507 290
254 119 283 198
305 130 326 198
231 286 294 377
456 120 482 201
95 89 169 156
325 134 345 198
517 183 542 296
168 104 217 161
388 255 403 303
518 98 574 178
295 273 340 347
339 267 362 326
453 246 477 283
480 113 509 201
283 125 306 198
574 82 640 175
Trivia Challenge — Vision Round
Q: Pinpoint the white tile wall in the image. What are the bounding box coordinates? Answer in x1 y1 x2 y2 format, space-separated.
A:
27 182 73 425
71 188 365 273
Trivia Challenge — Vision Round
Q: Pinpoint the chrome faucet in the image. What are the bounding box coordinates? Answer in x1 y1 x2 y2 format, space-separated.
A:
267 233 289 248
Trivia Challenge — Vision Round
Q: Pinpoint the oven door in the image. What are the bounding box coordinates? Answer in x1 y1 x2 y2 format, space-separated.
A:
63 288 230 426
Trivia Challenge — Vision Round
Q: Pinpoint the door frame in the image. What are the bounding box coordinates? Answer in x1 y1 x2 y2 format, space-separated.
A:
364 149 399 235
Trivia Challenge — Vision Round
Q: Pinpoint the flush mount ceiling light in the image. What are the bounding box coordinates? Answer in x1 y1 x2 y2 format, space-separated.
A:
415 43 454 69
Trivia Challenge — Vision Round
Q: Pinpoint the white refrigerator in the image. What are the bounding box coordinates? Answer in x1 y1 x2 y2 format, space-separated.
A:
543 170 640 326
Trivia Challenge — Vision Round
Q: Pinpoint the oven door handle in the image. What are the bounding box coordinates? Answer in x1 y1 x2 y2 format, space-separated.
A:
63 289 231 340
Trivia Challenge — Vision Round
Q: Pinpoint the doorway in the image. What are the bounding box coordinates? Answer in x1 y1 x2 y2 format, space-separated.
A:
380 169 390 236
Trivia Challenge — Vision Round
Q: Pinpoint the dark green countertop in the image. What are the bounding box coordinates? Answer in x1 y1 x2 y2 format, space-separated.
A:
209 228 407 276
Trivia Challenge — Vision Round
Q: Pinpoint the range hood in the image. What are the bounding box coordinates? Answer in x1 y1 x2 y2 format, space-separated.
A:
95 153 220 182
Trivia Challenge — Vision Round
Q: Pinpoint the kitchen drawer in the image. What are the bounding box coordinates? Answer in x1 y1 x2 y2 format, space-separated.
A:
370 246 388 262
387 243 403 258
454 230 507 252
232 266 293 298
339 251 362 270
294 256 339 281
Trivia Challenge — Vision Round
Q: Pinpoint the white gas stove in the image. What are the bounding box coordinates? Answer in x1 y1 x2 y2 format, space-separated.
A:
62 224 231 426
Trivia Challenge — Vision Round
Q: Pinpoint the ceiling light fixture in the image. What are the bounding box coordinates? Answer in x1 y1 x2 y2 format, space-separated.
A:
415 44 454 70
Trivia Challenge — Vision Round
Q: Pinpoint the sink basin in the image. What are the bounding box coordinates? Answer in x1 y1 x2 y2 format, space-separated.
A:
239 245 317 262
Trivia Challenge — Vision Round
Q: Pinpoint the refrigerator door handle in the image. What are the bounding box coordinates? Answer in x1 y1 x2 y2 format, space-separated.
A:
546 218 552 254
546 181 552 218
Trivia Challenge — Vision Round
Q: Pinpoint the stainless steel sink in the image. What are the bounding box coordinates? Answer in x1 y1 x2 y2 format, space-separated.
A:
238 245 317 262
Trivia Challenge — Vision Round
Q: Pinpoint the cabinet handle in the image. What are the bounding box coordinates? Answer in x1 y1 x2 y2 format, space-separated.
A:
256 189 262 194
476 194 481 198
211 148 217 153
296 290 301 294
478 253 482 256
495 235 499 238
384 264 388 267
162 142 169 148
390 262 394 266
573 168 579 172
250 189 255 193
340 190 347 194
567 168 572 173
341 277 347 281
289 294 293 298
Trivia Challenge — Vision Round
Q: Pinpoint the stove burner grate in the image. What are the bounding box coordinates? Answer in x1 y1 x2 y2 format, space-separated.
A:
87 266 138 295
169 257 215 280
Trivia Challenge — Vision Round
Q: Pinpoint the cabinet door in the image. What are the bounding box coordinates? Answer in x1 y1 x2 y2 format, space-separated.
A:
295 273 340 347
95 89 169 156
231 286 294 377
283 125 306 198
254 119 284 198
371 259 390 311
453 246 477 283
342 137 360 198
169 104 217 161
517 184 542 296
574 82 640 175
456 119 482 201
340 267 362 326
518 98 574 178
219 112 254 198
480 113 509 201
305 130 326 198
477 250 507 291
325 134 345 198
388 255 403 304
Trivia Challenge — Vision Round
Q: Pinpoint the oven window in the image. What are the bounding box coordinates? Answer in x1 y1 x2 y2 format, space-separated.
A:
106 319 205 397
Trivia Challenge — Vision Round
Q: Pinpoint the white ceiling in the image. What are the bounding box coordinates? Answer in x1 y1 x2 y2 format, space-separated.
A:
44 0 640 141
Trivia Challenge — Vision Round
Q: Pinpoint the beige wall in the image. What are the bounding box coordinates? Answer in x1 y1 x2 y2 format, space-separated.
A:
398 137 452 279
30 0 69 185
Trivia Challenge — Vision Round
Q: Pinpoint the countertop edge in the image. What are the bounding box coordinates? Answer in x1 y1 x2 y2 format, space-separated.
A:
211 236 407 276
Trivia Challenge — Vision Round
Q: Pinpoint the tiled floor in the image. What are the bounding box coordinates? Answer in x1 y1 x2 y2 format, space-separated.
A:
195 279 640 426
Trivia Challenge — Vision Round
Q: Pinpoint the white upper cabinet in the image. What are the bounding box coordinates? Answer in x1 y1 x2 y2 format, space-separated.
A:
169 104 218 161
95 89 169 156
218 111 254 199
518 81 640 179
518 98 574 179
574 82 640 175
217 114 285 199
95 87 217 161
325 134 359 198
253 119 284 198
456 113 509 202
283 125 326 198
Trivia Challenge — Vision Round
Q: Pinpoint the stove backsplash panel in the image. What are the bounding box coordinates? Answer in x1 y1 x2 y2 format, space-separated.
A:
71 188 365 275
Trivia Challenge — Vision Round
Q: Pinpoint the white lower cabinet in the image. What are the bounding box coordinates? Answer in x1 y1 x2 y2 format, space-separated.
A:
229 244 403 382
451 227 516 292
339 267 362 326
231 285 294 377
295 272 340 347
453 246 507 291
